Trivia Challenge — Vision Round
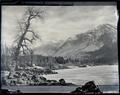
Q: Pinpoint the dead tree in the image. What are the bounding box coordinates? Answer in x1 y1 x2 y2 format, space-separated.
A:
12 7 44 68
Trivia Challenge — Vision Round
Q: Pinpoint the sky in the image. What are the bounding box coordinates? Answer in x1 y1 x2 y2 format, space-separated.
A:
1 5 118 48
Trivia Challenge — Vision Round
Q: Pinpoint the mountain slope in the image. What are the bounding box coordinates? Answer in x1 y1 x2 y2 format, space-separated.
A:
33 24 118 64
54 24 117 58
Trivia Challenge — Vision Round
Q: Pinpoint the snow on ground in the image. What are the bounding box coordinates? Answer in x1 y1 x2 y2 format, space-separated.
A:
27 65 44 70
1 71 10 77
43 65 119 85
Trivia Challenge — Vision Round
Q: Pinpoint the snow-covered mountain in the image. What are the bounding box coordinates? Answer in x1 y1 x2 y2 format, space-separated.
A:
54 24 117 58
34 24 117 59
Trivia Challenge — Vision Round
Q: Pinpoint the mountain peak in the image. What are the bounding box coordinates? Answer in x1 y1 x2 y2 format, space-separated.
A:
34 23 117 58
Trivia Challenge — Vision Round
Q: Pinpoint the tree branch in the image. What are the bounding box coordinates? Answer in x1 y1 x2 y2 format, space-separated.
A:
13 7 44 63
24 37 33 43
27 30 39 39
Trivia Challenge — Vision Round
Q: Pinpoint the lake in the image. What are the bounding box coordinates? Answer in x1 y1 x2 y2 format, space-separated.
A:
2 85 119 93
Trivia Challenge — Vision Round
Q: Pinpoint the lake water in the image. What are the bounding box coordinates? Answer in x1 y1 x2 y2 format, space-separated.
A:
43 65 119 85
2 85 119 93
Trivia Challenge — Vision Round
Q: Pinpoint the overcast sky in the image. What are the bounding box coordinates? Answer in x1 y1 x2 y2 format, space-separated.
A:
2 6 118 48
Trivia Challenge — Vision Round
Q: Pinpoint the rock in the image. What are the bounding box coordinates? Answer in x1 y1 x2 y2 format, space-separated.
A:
14 90 22 94
39 76 47 81
51 80 58 83
71 87 84 94
13 74 19 78
38 82 48 86
82 81 102 93
65 83 76 86
0 89 22 94
22 73 27 77
15 72 21 76
71 81 102 94
31 75 36 80
59 79 66 86
0 89 10 94
82 81 96 91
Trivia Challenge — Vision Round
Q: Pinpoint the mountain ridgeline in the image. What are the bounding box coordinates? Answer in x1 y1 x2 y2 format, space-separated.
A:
1 24 118 70
34 24 118 65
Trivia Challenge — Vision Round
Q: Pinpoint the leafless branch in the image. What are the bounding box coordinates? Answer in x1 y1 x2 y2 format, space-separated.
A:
13 7 44 64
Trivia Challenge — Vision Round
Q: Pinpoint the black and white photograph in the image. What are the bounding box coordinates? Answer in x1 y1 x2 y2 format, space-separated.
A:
1 5 119 93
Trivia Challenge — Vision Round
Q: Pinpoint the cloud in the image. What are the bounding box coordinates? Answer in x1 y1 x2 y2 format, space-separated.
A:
1 6 118 48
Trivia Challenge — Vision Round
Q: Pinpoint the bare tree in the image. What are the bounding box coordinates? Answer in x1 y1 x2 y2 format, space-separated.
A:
12 7 44 68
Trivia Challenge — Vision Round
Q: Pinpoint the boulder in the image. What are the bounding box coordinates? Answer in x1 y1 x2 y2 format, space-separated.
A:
59 79 66 86
71 81 102 94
